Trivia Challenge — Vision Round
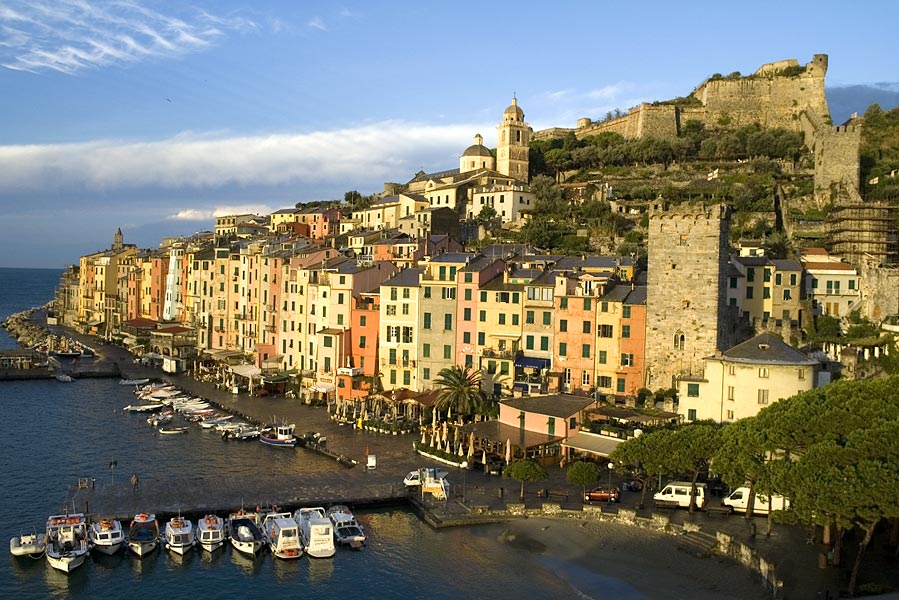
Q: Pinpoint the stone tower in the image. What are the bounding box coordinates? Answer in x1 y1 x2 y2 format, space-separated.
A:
112 227 123 251
645 203 733 389
496 97 530 181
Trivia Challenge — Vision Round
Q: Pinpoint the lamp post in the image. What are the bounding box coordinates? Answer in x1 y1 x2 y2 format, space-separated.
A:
607 461 614 494
460 461 469 504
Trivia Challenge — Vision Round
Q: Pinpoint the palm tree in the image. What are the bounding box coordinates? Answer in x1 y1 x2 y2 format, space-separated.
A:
434 365 486 421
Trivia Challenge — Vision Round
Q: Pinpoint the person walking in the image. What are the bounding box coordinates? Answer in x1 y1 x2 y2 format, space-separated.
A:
131 473 139 493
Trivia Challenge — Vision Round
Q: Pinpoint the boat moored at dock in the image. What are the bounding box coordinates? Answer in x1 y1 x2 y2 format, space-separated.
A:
295 507 335 558
327 505 366 548
45 513 89 573
227 511 265 556
259 423 297 447
89 518 124 555
9 530 46 557
195 514 226 552
128 513 159 557
262 512 303 559
164 516 195 555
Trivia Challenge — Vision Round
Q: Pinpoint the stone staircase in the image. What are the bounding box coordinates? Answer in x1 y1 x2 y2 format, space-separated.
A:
676 530 718 558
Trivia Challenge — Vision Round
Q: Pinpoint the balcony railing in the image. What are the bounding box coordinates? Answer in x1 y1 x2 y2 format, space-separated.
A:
482 348 520 360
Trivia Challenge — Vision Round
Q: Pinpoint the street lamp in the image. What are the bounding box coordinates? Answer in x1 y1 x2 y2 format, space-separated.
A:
607 461 615 494
460 461 469 504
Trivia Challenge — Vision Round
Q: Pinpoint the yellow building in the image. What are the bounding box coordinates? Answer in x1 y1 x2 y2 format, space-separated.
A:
380 268 425 391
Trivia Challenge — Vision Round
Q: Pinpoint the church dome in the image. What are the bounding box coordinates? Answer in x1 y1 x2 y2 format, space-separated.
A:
503 97 524 120
461 134 492 157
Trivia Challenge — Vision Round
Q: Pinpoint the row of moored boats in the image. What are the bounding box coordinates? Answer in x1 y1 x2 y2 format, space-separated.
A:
122 382 295 443
10 505 366 573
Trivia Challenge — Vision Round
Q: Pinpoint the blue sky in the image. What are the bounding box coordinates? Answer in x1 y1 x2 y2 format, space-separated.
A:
1 0 897 268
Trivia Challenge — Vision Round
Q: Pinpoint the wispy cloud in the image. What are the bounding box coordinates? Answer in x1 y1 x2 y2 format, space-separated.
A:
0 121 482 196
169 205 275 221
306 16 327 31
0 0 255 74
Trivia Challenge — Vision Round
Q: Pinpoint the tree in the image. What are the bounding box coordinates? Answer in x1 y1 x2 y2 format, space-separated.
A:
610 429 677 508
713 418 778 527
566 461 600 500
665 423 721 512
503 459 548 500
433 365 486 421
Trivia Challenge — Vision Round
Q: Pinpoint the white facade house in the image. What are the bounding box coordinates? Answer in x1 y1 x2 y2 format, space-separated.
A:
677 333 819 423
800 248 861 317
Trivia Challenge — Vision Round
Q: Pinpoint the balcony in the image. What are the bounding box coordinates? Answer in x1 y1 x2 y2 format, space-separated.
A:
337 366 363 376
482 348 520 360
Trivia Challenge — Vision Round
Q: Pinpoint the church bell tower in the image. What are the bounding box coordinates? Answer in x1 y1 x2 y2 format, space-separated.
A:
496 97 530 181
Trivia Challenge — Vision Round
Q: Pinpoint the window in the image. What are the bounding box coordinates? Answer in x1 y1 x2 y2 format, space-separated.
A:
616 378 626 393
559 342 567 356
560 298 568 309
443 345 451 359
387 326 399 342
498 313 506 325
500 362 509 375
759 368 770 378
621 353 634 366
442 287 456 300
581 344 591 358
582 371 591 386
423 343 430 358
403 288 410 299
389 349 397 365
512 314 519 326
601 301 608 313
564 369 571 385
598 324 613 338
678 234 688 246
465 355 473 368
463 307 472 321
728 385 735 400
622 325 631 338
390 288 397 301
423 286 431 299
540 337 549 351
798 368 806 381
746 268 755 282
402 303 410 315
775 273 782 285
423 313 431 329
729 277 738 289
464 273 472 283
386 305 397 316
763 287 771 299
597 376 612 388
687 383 700 397
674 333 685 350
423 368 430 380
622 306 631 318
323 336 333 348
480 291 487 302
726 410 734 420
584 298 591 310
402 326 413 343
790 273 797 286
479 310 486 322
543 312 552 326
728 365 736 375
477 332 485 345
583 321 591 334
526 336 534 350
687 409 697 421
463 331 471 344
599 350 607 364
763 269 771 283
525 310 534 324
746 287 754 299
390 370 396 385
444 314 452 330
559 319 568 332
359 335 366 348
487 360 497 374
758 389 769 404
464 289 472 301
360 315 367 326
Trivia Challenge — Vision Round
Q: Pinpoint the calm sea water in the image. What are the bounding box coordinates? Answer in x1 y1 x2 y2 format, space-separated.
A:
0 268 581 600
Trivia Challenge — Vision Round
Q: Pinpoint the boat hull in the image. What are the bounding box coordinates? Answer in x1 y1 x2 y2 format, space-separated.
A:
91 541 123 556
230 539 263 556
198 538 225 553
129 540 158 557
10 534 46 557
165 541 194 555
47 551 87 573
259 436 296 447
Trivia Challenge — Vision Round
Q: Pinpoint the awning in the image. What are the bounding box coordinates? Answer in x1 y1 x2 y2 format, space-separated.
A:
88 320 103 327
514 356 551 369
311 383 336 393
513 382 529 391
231 364 262 378
561 431 622 458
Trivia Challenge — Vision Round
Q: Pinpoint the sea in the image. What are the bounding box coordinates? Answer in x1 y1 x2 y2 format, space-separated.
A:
0 268 598 600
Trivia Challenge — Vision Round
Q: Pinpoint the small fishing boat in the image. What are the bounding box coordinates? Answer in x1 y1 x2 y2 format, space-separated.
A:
261 512 303 559
295 507 335 558
195 514 226 552
147 411 174 427
227 511 265 556
89 518 124 555
45 513 89 572
124 403 165 413
327 505 366 548
127 513 159 557
158 426 189 435
120 378 150 386
9 530 45 557
163 516 195 555
259 423 297 447
55 373 74 383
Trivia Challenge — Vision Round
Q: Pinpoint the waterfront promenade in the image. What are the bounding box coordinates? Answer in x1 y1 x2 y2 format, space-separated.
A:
45 325 894 598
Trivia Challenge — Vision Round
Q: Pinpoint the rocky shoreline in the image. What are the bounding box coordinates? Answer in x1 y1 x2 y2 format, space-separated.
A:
2 305 52 349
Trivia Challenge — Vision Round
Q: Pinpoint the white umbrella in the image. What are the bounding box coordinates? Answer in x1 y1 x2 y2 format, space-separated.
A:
432 409 437 430
482 449 488 473
467 432 475 460
505 438 512 465
457 443 464 457
421 428 427 445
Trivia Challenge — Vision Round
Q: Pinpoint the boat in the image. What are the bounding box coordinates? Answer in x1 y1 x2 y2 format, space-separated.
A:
88 518 124 555
127 513 159 557
45 513 89 572
147 411 174 427
294 507 335 558
158 426 189 435
261 512 303 559
326 505 366 548
124 403 165 413
227 511 265 556
195 514 227 552
55 373 74 383
163 516 195 555
9 530 46 557
259 423 297 447
120 378 150 386
223 425 261 440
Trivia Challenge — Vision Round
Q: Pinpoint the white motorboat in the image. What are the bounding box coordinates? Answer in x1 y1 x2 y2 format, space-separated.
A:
147 411 174 426
9 530 45 557
120 378 151 386
327 505 366 548
259 423 297 447
55 373 74 383
45 513 89 573
227 511 265 556
128 513 159 557
164 516 195 555
89 518 124 555
195 514 226 552
124 402 165 413
294 507 335 558
158 426 189 435
261 512 303 559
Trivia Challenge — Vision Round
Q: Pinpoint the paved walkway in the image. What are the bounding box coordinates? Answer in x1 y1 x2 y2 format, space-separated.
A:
48 323 896 599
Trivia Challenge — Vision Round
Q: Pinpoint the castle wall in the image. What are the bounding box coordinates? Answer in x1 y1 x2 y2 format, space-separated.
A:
645 203 732 388
860 258 899 321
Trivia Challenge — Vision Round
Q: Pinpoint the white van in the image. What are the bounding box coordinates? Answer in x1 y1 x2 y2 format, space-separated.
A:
722 487 789 514
403 468 449 487
653 481 708 508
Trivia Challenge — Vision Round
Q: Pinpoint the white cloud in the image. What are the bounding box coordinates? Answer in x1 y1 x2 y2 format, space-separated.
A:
0 120 483 195
0 0 255 74
306 16 327 31
168 205 274 221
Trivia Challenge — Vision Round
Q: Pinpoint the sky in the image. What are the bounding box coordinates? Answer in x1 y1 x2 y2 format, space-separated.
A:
1 0 897 268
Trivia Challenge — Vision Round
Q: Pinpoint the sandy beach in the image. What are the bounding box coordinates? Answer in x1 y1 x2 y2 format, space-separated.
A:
496 517 768 599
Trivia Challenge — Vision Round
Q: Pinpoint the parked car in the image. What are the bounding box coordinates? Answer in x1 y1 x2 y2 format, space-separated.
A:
584 484 621 503
403 468 449 487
